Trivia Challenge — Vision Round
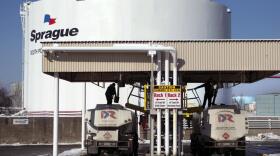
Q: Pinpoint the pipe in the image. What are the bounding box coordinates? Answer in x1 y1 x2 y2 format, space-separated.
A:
81 82 86 149
149 51 155 156
156 52 162 155
22 3 30 111
53 72 59 156
165 52 170 156
42 45 176 52
173 52 178 155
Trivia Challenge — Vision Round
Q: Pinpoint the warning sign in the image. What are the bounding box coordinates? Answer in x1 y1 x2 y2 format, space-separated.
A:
153 85 181 109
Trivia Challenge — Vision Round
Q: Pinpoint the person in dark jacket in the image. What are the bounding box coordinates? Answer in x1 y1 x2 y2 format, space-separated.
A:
105 83 116 105
212 82 223 105
195 79 214 109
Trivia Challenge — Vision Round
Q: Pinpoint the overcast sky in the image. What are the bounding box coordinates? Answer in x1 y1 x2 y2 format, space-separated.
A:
0 0 280 86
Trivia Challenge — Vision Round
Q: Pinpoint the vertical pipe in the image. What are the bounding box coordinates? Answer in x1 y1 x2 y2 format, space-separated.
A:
81 82 86 149
22 3 30 111
156 53 162 155
150 52 155 156
20 4 25 110
53 72 59 156
165 53 170 156
173 53 178 155
138 82 141 140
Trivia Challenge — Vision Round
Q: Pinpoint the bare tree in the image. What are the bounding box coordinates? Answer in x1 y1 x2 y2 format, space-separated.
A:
9 82 22 108
0 86 12 108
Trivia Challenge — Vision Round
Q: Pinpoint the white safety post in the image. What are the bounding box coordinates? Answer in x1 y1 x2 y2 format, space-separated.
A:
149 50 156 156
53 72 59 156
81 82 86 149
165 53 170 156
156 52 162 155
172 52 178 155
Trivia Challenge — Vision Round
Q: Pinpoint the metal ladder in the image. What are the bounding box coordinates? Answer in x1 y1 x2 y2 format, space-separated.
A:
186 88 202 106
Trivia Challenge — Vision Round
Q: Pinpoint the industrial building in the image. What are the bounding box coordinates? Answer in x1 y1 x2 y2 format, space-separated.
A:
18 0 280 155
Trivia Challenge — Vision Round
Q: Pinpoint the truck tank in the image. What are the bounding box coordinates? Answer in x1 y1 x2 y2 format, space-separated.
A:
191 105 248 156
85 104 138 155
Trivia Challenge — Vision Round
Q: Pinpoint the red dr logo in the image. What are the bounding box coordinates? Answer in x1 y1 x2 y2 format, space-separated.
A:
101 111 116 119
218 114 234 123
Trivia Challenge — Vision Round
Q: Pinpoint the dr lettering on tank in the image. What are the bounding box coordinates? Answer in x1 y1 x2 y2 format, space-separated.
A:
30 28 79 43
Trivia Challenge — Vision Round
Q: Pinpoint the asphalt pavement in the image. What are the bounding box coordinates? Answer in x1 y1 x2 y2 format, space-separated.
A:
0 142 280 156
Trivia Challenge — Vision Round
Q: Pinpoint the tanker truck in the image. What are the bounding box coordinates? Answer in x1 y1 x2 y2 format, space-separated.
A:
191 105 248 156
85 104 138 156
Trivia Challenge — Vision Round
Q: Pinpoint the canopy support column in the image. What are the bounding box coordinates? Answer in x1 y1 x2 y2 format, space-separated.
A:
81 82 86 150
156 52 162 155
165 52 170 156
53 72 59 156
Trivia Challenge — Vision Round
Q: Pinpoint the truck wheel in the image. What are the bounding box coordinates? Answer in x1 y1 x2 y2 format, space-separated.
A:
90 149 100 156
119 151 131 156
133 134 139 156
197 147 209 156
190 134 199 156
224 151 231 156
232 149 245 156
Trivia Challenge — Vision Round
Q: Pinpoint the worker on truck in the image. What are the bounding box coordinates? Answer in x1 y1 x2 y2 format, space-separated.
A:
212 82 223 105
105 83 116 105
195 79 214 109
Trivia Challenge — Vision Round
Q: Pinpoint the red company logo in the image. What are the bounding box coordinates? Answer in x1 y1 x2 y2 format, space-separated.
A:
101 111 116 119
218 114 234 123
44 14 56 25
223 132 230 140
103 132 112 139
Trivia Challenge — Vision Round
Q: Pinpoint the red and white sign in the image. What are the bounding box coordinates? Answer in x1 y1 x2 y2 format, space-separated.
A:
103 132 112 139
153 85 181 109
223 132 230 140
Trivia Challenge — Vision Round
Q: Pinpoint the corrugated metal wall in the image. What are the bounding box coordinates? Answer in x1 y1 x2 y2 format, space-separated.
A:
43 52 151 72
42 40 280 72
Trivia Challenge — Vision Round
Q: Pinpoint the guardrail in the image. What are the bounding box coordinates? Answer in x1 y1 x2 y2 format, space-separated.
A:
183 116 280 129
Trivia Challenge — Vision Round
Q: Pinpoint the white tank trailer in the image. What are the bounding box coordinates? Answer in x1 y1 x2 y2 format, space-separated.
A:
191 105 248 156
85 104 138 155
21 0 230 113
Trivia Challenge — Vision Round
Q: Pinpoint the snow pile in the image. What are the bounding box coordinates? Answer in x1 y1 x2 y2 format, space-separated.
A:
246 133 280 141
58 148 82 156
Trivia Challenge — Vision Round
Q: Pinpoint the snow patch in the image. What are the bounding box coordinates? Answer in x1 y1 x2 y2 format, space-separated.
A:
246 133 280 141
58 148 82 156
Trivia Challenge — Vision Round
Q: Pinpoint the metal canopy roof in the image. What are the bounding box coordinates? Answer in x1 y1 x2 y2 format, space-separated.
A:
42 40 280 83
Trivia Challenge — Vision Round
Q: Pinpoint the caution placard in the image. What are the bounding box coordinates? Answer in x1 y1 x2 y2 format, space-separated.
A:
153 85 181 109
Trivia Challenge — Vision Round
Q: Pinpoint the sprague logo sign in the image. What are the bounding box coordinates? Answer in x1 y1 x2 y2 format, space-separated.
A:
30 14 79 43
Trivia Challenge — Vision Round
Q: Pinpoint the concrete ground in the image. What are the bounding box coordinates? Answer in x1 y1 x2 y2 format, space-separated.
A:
0 144 80 156
0 142 280 156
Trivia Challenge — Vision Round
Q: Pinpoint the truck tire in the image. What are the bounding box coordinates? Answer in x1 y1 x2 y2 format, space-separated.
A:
190 136 198 155
88 148 100 156
224 151 231 156
232 149 245 156
133 133 139 156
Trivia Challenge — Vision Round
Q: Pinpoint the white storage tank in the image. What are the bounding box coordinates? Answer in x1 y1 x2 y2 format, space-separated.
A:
21 0 231 113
